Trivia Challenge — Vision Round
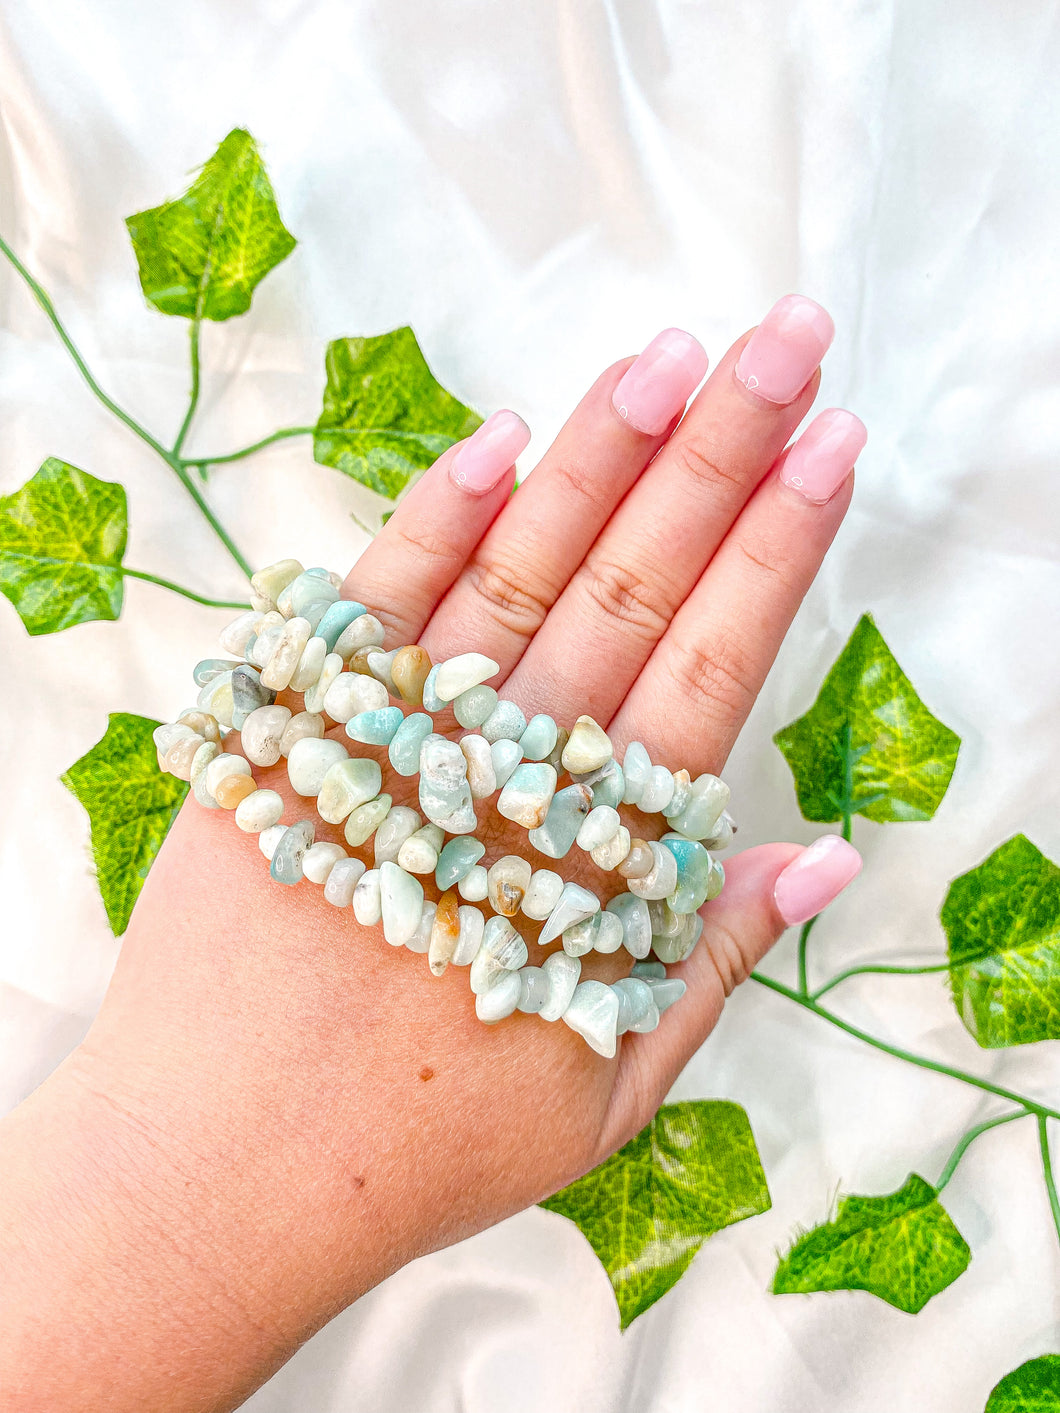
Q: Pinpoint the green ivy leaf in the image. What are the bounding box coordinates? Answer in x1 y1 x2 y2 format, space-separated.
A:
773 613 960 824
540 1100 770 1329
942 835 1060 1048
62 713 188 936
126 128 296 321
0 459 126 635
772 1173 970 1313
985 1355 1060 1411
313 327 483 499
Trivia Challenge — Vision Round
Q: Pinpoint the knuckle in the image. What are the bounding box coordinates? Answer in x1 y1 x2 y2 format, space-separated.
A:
669 631 758 727
391 520 465 579
670 436 745 496
464 555 552 642
734 537 799 596
581 554 672 641
549 455 602 512
703 915 756 997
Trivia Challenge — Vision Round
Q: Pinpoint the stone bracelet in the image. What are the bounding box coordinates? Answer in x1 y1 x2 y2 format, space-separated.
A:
154 560 736 1058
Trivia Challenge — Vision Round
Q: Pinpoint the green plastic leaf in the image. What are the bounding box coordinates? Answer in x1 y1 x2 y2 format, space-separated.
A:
126 128 296 320
773 613 960 824
772 1173 970 1313
313 327 483 499
0 459 126 635
540 1100 770 1329
62 713 188 936
985 1355 1060 1411
942 835 1060 1048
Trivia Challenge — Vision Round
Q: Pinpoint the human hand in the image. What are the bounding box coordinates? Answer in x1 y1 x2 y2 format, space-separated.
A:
1 296 865 1412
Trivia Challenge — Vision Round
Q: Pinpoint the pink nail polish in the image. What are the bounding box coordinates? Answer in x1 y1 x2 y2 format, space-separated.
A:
773 835 862 926
734 294 834 405
780 408 867 504
611 328 709 435
450 410 530 495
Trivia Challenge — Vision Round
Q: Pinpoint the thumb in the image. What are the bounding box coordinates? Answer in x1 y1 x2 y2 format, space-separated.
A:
599 836 862 1154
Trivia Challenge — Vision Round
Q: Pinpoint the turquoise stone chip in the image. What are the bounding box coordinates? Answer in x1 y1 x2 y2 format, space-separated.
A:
454 684 498 729
527 784 592 860
518 713 559 762
491 738 523 789
481 700 527 744
606 893 652 958
270 820 314 885
631 960 667 979
300 598 334 633
346 707 404 745
666 774 730 840
660 835 715 914
575 758 625 810
315 600 367 652
231 663 275 728
435 837 486 891
289 570 340 618
388 712 434 776
193 658 239 687
422 665 446 713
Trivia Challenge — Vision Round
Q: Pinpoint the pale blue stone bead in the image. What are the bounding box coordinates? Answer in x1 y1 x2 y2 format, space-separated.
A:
421 665 447 713
645 976 688 1013
562 980 620 1057
490 738 523 789
475 970 523 1023
435 837 486 891
454 684 498 729
527 784 592 860
639 765 675 814
289 570 340 618
666 774 731 841
627 1003 661 1034
651 913 702 964
497 762 557 829
379 861 424 946
518 713 558 762
315 600 367 652
299 599 336 633
539 882 600 946
270 820 315 885
631 960 667 980
516 966 550 1014
562 914 600 958
621 741 652 805
613 977 655 1034
573 759 625 811
707 858 725 900
660 834 715 914
388 712 434 776
605 894 652 959
346 707 404 745
194 658 239 687
481 700 527 744
470 917 528 994
231 663 275 728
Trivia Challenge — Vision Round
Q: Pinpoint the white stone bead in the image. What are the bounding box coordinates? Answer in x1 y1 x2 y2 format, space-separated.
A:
481 700 528 745
470 916 528 994
248 623 285 669
460 735 497 798
190 741 220 807
490 738 523 789
302 841 348 884
453 905 486 965
593 910 625 954
563 980 620 1057
279 711 325 757
613 977 656 1035
241 705 293 766
397 823 444 875
303 652 343 715
334 613 385 657
235 788 284 833
516 967 550 1014
153 721 198 755
352 868 382 925
405 899 437 954
538 951 581 1022
497 763 557 829
576 805 621 851
561 715 613 773
562 915 600 958
487 855 532 917
521 869 565 921
590 825 631 871
323 671 389 723
317 758 383 824
324 856 366 907
219 608 266 656
434 653 500 702
364 648 398 696
639 765 675 814
428 893 462 975
379 862 424 946
626 841 680 900
286 737 349 796
258 823 287 861
249 559 303 613
621 741 652 805
260 616 312 691
205 752 251 797
539 882 601 946
475 970 522 1023
196 674 236 727
458 865 488 902
374 806 422 865
290 636 328 692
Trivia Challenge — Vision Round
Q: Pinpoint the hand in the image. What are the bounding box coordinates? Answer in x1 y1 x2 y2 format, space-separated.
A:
0 297 865 1412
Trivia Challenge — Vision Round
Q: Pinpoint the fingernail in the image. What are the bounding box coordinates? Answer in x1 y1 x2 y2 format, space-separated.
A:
611 327 709 435
450 410 530 494
734 294 834 405
773 834 862 926
780 408 867 504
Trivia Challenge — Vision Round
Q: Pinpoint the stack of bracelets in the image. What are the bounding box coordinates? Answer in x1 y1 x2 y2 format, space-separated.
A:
154 559 736 1058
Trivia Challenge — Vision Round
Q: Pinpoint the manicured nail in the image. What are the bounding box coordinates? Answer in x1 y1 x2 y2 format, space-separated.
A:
773 834 862 926
611 328 709 435
450 410 530 494
734 294 834 405
780 408 867 504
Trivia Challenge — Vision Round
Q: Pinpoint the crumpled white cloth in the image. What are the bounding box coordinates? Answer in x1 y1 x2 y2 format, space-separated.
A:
2 1 1059 1408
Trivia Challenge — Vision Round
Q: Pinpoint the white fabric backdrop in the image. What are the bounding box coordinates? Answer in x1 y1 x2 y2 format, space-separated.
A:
2 1 1059 1408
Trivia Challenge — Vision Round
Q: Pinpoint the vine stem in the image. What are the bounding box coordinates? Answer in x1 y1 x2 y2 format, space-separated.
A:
811 960 953 1003
0 235 253 581
795 726 858 996
749 970 1060 1122
188 425 314 467
1039 1116 1060 1252
936 1110 1031 1191
122 568 249 610
171 316 201 459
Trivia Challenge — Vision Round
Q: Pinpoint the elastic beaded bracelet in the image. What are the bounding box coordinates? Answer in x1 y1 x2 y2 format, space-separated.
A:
155 560 736 1057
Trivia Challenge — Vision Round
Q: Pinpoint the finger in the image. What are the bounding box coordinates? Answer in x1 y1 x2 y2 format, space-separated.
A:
502 296 834 724
421 332 707 671
609 408 866 773
597 837 862 1153
341 410 529 644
